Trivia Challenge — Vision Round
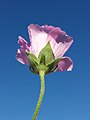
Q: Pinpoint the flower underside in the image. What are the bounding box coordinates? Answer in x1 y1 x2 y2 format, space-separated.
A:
26 42 62 74
16 24 73 73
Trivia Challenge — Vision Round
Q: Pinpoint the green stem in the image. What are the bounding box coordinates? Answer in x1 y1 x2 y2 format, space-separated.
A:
32 71 45 120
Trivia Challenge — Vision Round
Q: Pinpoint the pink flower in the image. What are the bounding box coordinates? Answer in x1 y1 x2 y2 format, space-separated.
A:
16 24 73 72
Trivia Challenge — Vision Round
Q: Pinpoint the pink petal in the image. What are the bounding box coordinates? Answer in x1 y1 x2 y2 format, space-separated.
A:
47 28 73 58
18 36 30 51
49 28 66 43
28 24 49 57
57 57 73 71
16 48 29 64
53 35 73 58
41 25 56 34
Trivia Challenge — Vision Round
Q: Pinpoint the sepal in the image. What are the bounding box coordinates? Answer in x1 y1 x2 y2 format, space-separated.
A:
46 58 62 74
38 42 55 65
26 51 39 74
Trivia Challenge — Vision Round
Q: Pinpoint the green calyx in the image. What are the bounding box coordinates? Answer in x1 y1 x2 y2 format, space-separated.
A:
26 42 62 74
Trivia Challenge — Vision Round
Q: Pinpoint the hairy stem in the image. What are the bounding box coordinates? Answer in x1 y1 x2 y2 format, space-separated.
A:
32 71 45 120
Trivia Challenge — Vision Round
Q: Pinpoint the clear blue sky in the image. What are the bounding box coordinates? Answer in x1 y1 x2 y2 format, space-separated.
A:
0 0 90 120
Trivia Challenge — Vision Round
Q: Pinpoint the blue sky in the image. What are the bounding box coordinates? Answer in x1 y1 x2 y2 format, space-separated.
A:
0 0 90 120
